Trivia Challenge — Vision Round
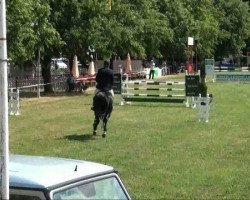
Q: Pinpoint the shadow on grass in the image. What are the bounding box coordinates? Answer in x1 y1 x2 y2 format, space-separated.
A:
64 133 95 142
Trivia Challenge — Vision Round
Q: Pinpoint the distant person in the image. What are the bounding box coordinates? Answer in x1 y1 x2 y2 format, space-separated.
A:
149 61 155 79
66 74 77 92
180 63 185 73
186 61 193 74
77 81 88 92
162 61 167 76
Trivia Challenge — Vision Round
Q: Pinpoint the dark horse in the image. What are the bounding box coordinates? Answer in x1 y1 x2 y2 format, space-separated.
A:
92 91 113 138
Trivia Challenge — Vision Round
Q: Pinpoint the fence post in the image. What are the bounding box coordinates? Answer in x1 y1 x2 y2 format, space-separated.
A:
119 65 125 106
8 88 14 115
8 88 20 116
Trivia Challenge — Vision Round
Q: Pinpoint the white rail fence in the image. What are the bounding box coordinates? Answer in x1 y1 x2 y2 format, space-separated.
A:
8 81 67 115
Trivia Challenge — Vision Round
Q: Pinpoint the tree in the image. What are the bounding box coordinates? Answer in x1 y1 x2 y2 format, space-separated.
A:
48 0 173 62
7 0 37 63
213 0 250 58
157 0 220 63
7 0 250 82
7 0 62 92
48 0 89 65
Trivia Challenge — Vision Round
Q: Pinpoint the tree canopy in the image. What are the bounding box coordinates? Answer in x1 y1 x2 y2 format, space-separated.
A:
7 0 61 64
6 0 250 80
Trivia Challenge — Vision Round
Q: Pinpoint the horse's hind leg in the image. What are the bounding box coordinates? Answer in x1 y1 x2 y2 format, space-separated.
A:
93 115 100 135
102 116 109 138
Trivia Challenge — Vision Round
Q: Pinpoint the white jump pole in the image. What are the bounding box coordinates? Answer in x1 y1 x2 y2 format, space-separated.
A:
118 64 124 106
0 0 10 199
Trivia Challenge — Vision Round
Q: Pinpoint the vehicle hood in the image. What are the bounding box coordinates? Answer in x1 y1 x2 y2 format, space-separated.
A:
9 155 114 189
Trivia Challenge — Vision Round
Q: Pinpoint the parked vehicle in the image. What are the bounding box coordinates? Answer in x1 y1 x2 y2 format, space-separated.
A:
5 154 131 200
51 58 69 75
51 58 68 70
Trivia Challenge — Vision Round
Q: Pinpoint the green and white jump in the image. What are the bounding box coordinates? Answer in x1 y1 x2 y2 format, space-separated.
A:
118 72 200 107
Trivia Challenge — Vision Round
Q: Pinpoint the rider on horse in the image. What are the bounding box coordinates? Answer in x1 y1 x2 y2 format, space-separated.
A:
92 60 114 138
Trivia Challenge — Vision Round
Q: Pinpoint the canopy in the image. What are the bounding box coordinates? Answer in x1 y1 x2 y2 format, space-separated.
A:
87 61 95 75
125 53 132 74
72 55 79 78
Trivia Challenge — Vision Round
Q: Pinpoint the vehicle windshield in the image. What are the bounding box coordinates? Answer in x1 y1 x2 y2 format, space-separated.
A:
56 60 65 65
52 176 129 200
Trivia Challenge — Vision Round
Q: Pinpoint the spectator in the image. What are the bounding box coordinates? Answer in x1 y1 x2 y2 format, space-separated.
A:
149 60 155 79
66 74 77 92
162 61 167 76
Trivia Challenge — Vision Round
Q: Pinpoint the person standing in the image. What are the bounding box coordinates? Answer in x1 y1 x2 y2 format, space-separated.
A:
162 61 167 76
149 60 155 79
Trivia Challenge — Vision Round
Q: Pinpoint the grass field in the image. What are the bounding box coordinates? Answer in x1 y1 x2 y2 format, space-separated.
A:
9 75 250 199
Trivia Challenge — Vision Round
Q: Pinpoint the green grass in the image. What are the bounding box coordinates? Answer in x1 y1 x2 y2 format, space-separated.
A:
9 76 250 199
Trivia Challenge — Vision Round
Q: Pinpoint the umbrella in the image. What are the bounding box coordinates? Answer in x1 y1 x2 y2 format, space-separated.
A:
72 55 79 78
88 61 95 76
125 53 132 74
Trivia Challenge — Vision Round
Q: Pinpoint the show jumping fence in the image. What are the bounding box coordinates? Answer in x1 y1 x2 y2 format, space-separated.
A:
214 66 250 72
119 72 200 107
121 79 186 104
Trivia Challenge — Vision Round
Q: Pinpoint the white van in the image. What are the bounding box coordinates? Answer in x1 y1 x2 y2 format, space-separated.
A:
51 58 68 70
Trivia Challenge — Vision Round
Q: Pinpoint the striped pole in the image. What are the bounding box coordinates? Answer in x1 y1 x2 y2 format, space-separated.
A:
122 93 185 97
125 87 185 91
124 80 185 85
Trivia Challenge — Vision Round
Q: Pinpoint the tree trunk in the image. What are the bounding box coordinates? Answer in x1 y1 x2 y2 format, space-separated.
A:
42 55 53 93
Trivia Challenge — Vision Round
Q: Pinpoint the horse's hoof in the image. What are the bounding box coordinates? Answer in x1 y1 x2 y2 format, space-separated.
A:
102 132 106 138
93 130 97 136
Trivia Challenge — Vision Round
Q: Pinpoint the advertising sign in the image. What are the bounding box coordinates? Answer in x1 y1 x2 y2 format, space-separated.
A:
216 74 250 82
185 75 200 97
188 37 194 46
113 73 122 94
